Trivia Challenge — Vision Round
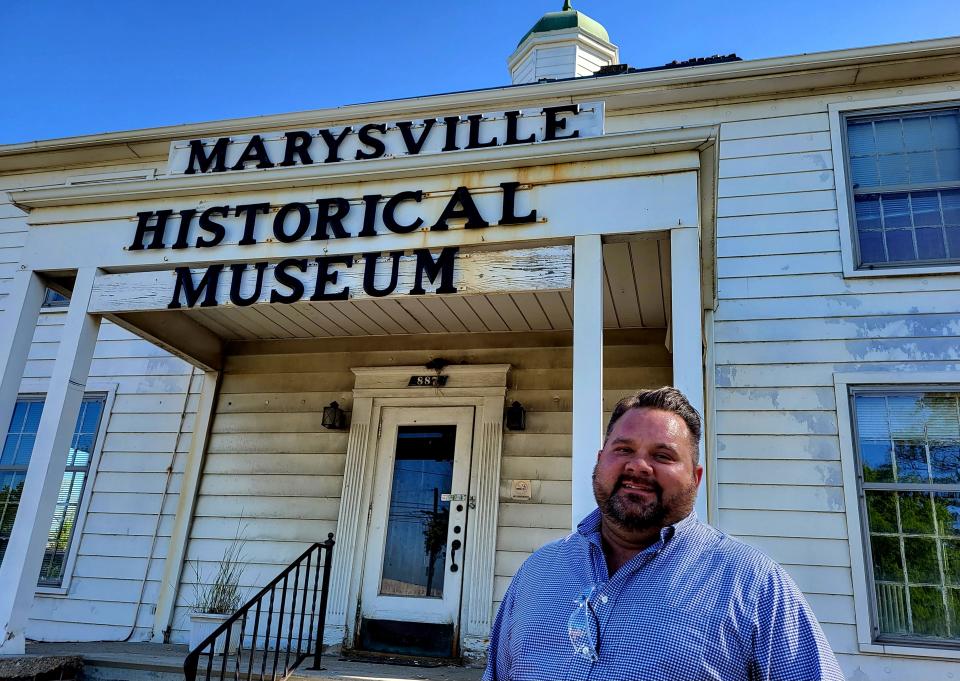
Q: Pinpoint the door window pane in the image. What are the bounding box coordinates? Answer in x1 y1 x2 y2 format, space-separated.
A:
379 425 456 599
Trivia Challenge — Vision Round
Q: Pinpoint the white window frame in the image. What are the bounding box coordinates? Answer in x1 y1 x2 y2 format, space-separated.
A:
829 92 960 278
14 379 117 597
835 370 960 660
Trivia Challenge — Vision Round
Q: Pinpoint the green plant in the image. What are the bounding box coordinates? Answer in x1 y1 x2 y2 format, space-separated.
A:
190 537 246 615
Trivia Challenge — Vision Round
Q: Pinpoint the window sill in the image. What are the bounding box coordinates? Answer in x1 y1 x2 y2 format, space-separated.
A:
859 641 960 660
843 262 960 278
35 586 69 597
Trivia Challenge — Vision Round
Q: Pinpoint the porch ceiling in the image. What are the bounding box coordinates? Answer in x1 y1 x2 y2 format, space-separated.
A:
177 237 670 341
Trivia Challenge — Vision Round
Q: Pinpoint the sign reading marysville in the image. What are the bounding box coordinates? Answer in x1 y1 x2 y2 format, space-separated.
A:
128 104 602 310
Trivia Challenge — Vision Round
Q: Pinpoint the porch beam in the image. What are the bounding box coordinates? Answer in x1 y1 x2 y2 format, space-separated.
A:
669 227 707 521
0 268 101 655
88 246 573 315
570 235 604 528
0 269 46 453
108 311 223 371
152 369 220 642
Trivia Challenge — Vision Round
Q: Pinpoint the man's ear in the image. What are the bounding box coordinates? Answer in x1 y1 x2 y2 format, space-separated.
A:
694 464 704 485
596 448 603 461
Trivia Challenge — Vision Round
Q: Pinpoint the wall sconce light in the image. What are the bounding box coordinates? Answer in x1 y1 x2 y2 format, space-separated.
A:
322 401 346 430
505 401 526 431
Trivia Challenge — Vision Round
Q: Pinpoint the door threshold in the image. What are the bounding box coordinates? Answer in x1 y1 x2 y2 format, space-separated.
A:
341 649 462 668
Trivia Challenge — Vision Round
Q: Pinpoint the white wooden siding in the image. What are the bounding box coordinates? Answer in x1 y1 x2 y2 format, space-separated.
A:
711 89 960 677
25 318 196 642
0 162 198 642
170 331 670 639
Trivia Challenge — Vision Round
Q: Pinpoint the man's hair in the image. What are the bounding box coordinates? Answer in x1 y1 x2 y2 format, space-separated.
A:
604 387 702 462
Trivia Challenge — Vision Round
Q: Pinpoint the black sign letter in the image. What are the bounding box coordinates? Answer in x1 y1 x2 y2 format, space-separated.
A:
184 138 229 174
543 105 581 141
130 210 171 250
229 262 270 307
410 247 458 295
196 206 229 248
279 131 314 167
498 182 537 225
466 114 498 149
397 119 435 155
505 110 536 145
318 127 352 163
311 256 353 301
235 203 271 246
273 202 311 243
355 123 387 160
432 186 489 231
270 258 307 304
362 252 402 297
312 198 351 240
231 135 275 171
383 190 424 234
168 264 223 309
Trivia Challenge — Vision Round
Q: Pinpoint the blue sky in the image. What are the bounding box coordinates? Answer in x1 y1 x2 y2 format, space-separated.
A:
0 0 957 145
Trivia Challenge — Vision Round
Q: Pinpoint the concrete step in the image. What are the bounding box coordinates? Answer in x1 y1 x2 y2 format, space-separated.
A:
26 643 481 681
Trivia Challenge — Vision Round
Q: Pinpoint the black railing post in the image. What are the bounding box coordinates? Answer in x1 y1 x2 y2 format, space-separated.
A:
311 533 336 670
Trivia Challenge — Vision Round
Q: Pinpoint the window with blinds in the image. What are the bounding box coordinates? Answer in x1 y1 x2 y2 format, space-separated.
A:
0 394 106 587
845 107 960 267
852 390 960 644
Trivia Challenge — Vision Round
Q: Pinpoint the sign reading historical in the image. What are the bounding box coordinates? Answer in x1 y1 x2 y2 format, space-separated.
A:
167 102 604 176
121 181 549 310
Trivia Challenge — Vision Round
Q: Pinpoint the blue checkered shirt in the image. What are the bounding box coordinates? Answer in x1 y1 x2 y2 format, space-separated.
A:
483 509 844 681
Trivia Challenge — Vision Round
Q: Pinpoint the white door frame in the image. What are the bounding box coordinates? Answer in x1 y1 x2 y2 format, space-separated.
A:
325 365 509 655
360 405 474 625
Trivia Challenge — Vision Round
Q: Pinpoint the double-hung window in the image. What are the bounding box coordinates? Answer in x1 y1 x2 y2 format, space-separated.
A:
851 389 960 645
844 106 960 268
0 394 106 587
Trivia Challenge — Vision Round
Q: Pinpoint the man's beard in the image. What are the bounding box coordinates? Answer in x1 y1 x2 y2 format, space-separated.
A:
592 467 698 531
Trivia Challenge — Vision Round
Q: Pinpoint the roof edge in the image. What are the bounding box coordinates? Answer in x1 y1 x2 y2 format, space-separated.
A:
1 35 959 162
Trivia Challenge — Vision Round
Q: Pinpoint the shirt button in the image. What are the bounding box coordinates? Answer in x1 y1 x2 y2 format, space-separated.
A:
600 595 609 604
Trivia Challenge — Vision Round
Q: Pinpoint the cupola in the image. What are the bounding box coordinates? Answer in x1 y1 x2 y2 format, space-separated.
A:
508 1 619 85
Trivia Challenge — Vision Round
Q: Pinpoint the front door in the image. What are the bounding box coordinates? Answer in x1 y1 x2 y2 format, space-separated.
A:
358 406 475 657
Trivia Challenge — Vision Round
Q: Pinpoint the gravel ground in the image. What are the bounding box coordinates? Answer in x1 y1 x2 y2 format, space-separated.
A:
0 655 82 681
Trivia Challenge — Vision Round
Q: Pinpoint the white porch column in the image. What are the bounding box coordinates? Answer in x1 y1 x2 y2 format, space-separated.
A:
571 235 604 529
669 227 707 521
0 268 101 654
0 269 46 446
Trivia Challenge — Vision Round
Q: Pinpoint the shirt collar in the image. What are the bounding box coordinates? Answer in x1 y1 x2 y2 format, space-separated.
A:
575 507 700 551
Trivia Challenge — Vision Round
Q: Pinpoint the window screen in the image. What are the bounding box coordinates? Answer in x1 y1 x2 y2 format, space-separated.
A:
852 390 960 644
846 108 960 267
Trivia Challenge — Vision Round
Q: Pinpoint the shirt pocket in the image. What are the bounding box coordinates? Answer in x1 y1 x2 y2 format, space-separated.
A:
602 608 746 681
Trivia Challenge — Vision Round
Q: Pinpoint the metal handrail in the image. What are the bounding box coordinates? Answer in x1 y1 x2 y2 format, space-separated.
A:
184 533 335 681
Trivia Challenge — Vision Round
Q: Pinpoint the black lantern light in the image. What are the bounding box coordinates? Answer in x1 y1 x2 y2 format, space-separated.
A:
322 401 346 430
505 401 526 431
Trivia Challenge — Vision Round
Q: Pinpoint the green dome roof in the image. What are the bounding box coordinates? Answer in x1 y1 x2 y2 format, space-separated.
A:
519 1 610 46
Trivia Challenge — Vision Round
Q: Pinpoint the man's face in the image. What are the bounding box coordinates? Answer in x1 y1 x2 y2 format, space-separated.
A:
592 408 703 531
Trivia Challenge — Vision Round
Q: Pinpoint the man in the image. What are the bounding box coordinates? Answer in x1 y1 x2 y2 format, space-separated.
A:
483 387 843 681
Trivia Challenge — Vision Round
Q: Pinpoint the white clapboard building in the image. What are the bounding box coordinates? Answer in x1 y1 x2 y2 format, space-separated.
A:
0 4 959 679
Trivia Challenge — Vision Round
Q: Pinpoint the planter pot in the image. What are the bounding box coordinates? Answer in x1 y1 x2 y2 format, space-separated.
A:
189 612 242 654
